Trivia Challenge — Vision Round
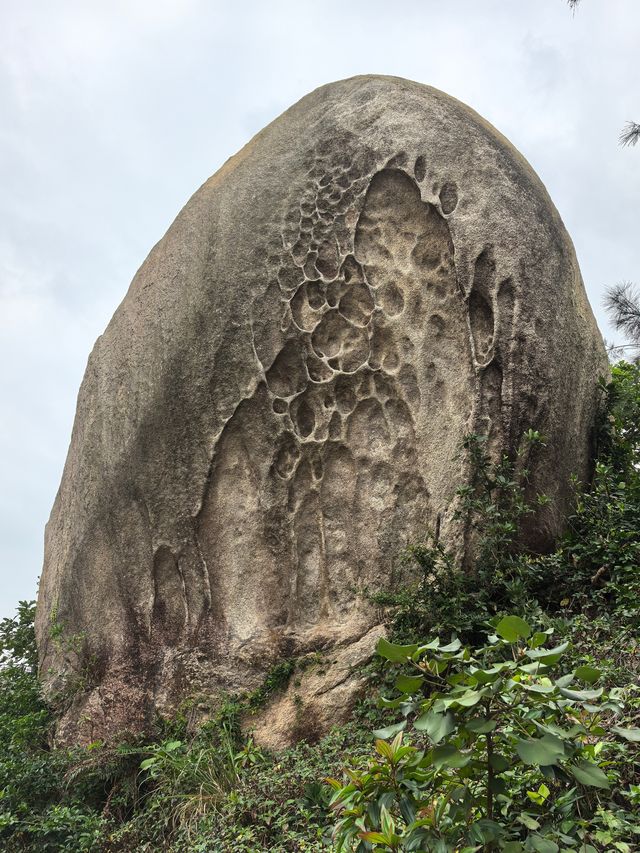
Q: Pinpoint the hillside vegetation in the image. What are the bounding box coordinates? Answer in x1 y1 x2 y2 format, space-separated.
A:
1 363 638 852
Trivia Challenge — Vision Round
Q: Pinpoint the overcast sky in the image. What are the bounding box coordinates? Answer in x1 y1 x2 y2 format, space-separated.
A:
1 0 638 620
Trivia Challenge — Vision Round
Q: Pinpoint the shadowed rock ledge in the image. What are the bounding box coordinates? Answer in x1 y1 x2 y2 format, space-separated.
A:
35 75 607 746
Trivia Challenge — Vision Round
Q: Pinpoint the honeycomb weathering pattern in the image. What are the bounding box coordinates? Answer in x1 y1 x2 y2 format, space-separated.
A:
36 76 607 744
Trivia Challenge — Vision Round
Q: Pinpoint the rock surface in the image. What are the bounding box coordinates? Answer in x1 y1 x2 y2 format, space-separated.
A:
36 75 607 744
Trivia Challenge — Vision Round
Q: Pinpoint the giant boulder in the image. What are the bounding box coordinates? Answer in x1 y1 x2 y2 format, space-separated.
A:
36 75 607 743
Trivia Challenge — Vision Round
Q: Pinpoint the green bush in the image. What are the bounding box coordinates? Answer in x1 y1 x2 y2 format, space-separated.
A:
328 617 640 851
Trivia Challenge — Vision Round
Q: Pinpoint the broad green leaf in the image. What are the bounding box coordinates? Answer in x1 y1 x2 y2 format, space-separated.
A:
469 665 506 684
489 753 510 772
569 760 610 789
451 689 484 707
611 725 640 742
414 710 456 743
373 720 406 740
521 681 555 695
465 716 497 733
516 735 565 766
502 844 525 853
529 631 550 649
140 758 156 770
438 638 462 653
359 832 389 844
496 615 531 642
380 805 395 836
518 812 540 830
375 739 394 760
164 740 182 751
525 641 569 664
520 662 547 674
558 686 603 701
377 637 420 662
432 744 470 768
528 836 559 853
395 673 424 694
378 695 404 709
468 818 504 843
574 665 602 684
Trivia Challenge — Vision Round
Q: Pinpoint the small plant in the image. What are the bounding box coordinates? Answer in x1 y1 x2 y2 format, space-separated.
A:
327 617 639 851
369 429 548 645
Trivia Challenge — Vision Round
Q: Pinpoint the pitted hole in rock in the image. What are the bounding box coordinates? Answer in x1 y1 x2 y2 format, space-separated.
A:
311 310 370 372
292 398 316 438
266 340 308 397
321 443 357 520
373 372 394 401
316 239 340 279
347 398 391 454
152 546 186 643
356 371 374 400
398 364 421 406
382 347 400 373
251 280 285 370
439 182 458 214
432 282 448 301
497 277 515 343
400 335 414 357
480 360 504 450
414 155 427 183
428 313 446 338
291 239 308 266
411 234 443 270
377 282 405 317
311 310 346 359
303 254 319 280
272 398 288 415
274 432 301 479
306 354 333 383
326 280 342 308
328 411 342 440
278 264 303 295
290 286 318 332
425 360 437 382
340 326 370 372
339 282 375 326
310 450 324 481
385 398 415 439
307 284 326 310
469 249 496 359
342 255 363 284
370 326 400 375
356 168 452 287
387 151 409 170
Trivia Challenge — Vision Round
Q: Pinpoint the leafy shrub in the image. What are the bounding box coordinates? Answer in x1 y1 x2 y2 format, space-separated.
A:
537 363 640 617
369 429 548 645
328 617 640 852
